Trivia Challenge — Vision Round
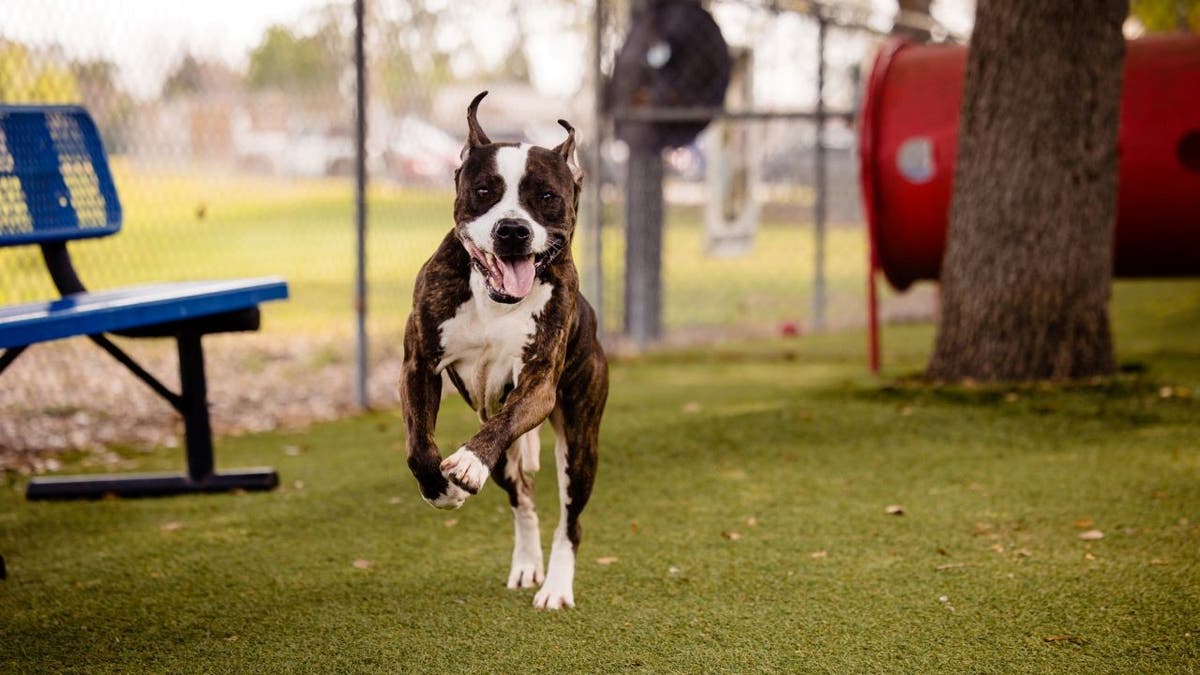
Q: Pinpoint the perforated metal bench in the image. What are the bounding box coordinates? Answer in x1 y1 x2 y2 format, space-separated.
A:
0 105 289 500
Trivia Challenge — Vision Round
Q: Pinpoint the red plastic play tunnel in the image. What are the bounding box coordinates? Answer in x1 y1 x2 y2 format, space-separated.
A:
859 34 1200 291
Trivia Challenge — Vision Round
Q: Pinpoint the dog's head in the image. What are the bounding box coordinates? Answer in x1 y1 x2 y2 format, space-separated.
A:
453 91 584 304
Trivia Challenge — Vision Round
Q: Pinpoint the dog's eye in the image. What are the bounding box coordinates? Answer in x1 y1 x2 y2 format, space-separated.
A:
540 191 557 202
475 186 490 198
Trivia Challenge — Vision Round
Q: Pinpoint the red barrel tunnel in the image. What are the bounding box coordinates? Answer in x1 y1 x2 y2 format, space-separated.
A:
859 34 1200 292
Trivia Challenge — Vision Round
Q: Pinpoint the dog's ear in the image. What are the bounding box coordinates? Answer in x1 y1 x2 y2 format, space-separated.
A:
553 119 584 186
461 91 491 162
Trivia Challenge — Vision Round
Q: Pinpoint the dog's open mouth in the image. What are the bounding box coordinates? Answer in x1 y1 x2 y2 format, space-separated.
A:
462 237 561 303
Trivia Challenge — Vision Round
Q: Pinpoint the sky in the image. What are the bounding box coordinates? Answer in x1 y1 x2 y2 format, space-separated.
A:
0 0 976 102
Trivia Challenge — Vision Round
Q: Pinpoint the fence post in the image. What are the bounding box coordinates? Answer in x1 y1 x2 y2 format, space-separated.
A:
811 15 828 332
353 0 369 409
586 0 606 338
624 146 664 346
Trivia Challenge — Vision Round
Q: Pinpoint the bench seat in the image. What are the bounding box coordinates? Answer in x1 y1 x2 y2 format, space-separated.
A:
0 277 289 349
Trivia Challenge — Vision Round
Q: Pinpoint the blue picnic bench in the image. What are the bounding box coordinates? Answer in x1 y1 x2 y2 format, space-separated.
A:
0 105 289 500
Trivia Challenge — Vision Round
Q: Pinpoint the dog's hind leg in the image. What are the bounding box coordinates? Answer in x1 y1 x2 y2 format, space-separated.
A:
534 403 601 610
491 427 543 589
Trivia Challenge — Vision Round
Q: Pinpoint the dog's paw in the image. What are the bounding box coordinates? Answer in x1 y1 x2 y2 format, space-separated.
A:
507 550 544 589
532 579 574 610
422 482 470 510
440 446 489 494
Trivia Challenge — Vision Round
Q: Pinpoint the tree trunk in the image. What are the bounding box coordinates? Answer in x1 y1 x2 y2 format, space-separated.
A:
927 0 1128 381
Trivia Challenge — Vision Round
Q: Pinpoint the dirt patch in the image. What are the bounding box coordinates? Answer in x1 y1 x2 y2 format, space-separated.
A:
0 333 405 474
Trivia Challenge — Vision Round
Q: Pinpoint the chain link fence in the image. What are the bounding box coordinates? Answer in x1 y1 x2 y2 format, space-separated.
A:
0 0 969 470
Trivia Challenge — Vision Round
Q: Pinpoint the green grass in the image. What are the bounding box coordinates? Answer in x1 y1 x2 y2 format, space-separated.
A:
0 165 869 337
2 281 1198 672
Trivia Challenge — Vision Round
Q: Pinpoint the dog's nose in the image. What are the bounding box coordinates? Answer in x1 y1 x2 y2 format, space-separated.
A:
494 219 531 243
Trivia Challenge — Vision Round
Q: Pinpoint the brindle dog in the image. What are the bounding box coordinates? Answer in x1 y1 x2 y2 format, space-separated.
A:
400 92 608 609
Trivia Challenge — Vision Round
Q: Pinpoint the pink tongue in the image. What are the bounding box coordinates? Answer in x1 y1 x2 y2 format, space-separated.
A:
498 256 535 298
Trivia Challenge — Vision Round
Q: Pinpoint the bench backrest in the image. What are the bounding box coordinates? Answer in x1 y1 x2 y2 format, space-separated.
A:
0 106 122 247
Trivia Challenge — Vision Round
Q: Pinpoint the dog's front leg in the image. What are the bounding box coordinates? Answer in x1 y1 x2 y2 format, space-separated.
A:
441 374 558 495
400 347 469 510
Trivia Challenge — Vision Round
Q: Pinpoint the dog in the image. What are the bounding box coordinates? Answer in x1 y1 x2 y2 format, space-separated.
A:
400 91 608 610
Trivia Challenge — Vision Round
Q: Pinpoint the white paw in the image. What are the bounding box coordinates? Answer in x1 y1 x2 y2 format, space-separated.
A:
532 579 574 610
507 550 544 589
440 447 489 494
423 482 469 510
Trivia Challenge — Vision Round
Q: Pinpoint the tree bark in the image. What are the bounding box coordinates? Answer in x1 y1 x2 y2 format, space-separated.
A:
927 0 1128 381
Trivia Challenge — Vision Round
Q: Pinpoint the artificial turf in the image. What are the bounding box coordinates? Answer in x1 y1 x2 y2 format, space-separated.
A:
1 281 1198 673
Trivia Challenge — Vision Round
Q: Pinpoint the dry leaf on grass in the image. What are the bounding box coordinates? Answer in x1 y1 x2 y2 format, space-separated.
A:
746 517 758 527
160 521 183 533
352 559 373 569
282 445 303 457
1073 518 1095 529
935 562 971 571
1149 558 1168 566
1078 529 1105 541
885 504 905 516
721 531 742 541
681 402 702 414
810 550 828 559
443 519 458 528
1044 635 1086 645
595 556 619 565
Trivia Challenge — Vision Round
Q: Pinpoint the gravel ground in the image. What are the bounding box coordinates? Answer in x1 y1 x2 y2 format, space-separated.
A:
0 333 405 475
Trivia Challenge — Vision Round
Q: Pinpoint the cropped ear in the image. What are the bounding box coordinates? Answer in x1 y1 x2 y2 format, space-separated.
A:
461 91 491 162
553 119 584 186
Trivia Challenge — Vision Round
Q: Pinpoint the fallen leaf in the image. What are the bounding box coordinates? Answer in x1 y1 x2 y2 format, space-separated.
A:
443 519 458 528
746 517 759 527
898 406 913 416
668 566 680 575
1073 518 1095 529
681 401 702 414
990 543 1005 553
1149 558 1168 566
388 496 402 505
810 550 828 559
1004 392 1019 403
282 445 303 456
595 556 619 565
225 635 239 642
1084 552 1096 560
293 480 305 490
721 531 742 541
352 559 373 569
936 546 949 556
630 522 640 534
935 562 970 571
973 523 994 536
1159 386 1174 399
1044 635 1086 645
1078 530 1105 541
160 521 183 532
1015 547 1033 558
885 504 905 516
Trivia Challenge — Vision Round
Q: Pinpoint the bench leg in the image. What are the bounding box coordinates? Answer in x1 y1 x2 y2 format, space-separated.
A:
178 332 214 481
25 333 278 501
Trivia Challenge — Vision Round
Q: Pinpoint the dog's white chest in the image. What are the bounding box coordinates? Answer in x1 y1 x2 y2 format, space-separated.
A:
438 274 553 416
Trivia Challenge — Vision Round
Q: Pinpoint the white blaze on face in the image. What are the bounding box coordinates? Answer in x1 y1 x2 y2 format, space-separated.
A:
463 144 550 257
